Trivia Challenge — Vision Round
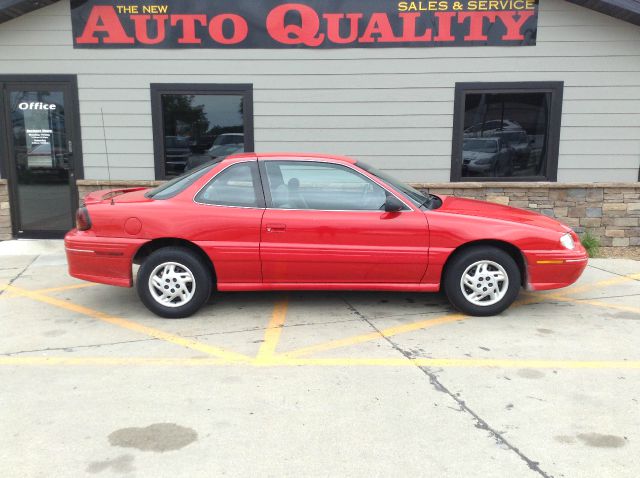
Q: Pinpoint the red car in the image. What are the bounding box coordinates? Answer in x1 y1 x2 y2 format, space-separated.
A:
65 153 588 318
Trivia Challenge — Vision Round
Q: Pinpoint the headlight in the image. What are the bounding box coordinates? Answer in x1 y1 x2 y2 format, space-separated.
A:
560 233 575 250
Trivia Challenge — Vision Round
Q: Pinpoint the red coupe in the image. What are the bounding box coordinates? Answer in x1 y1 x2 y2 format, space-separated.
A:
65 153 588 318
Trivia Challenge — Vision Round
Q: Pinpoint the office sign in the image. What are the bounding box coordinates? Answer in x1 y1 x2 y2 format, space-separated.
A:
71 0 538 49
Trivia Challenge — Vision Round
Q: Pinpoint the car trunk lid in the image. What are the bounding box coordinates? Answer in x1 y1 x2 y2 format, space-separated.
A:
82 187 151 205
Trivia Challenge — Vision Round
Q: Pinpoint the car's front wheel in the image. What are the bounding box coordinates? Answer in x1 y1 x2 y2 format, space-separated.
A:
137 247 212 318
444 246 521 316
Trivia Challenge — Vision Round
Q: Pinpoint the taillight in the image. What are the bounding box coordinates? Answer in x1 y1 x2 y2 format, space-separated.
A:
76 207 92 231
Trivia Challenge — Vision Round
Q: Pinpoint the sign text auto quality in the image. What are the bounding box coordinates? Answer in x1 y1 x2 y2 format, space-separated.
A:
70 0 538 49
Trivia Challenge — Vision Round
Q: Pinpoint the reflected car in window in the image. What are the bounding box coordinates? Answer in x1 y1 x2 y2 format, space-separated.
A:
208 133 244 158
464 119 524 137
164 136 192 174
462 138 514 177
65 153 588 319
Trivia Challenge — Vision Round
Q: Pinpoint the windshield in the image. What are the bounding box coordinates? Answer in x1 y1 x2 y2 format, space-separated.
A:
356 161 430 207
463 139 498 153
146 162 218 200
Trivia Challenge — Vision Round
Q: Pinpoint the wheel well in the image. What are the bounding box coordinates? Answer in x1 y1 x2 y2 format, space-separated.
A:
441 240 527 288
133 238 217 285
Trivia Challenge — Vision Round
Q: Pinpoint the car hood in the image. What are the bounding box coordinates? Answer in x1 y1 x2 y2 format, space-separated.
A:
435 196 570 233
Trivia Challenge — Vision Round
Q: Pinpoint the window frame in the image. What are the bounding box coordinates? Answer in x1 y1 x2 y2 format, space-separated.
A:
258 159 412 212
193 160 265 209
150 83 254 180
451 81 564 182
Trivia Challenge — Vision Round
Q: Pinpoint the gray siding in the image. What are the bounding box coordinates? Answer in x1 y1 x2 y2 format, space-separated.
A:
0 0 639 182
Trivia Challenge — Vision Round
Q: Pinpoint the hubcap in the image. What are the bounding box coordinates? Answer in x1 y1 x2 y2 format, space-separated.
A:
148 262 196 308
460 260 509 307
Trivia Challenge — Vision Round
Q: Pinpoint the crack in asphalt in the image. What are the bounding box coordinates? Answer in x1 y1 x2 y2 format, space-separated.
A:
341 295 554 478
587 264 640 281
0 255 39 298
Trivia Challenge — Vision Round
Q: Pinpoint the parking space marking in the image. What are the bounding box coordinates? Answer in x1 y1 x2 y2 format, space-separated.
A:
0 266 638 368
547 295 640 315
553 272 640 296
256 298 288 362
0 357 228 366
0 282 97 299
281 295 552 359
282 313 466 359
1 356 640 369
5 285 252 363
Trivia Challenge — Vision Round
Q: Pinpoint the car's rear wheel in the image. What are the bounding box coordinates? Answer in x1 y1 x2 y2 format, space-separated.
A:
444 246 521 316
137 247 211 318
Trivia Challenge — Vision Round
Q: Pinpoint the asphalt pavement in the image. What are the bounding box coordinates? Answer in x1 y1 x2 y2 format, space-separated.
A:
0 240 639 478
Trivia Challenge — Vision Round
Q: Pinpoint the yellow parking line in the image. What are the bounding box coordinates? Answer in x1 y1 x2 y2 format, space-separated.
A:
1 355 640 369
555 272 640 296
256 299 288 361
281 272 640 360
5 285 252 363
283 313 466 358
548 295 640 315
34 283 99 294
272 357 640 369
0 282 99 299
0 356 228 366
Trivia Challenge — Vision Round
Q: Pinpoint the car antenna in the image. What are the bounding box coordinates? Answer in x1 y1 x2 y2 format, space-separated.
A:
100 108 114 205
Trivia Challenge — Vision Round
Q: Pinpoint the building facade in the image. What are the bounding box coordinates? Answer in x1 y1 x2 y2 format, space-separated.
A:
0 0 639 245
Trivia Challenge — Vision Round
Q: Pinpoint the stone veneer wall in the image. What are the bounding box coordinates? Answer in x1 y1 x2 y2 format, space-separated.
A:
71 180 640 248
0 180 10 240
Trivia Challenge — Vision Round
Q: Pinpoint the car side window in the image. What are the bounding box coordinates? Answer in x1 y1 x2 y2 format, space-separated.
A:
264 161 388 211
195 162 259 208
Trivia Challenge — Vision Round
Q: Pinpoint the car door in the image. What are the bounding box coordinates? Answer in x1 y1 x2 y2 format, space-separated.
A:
259 159 429 285
191 160 265 287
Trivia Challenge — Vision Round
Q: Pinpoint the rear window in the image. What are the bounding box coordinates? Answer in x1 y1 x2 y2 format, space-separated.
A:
146 163 217 200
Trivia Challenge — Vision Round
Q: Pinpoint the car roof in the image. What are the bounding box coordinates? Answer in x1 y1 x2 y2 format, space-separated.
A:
225 152 357 164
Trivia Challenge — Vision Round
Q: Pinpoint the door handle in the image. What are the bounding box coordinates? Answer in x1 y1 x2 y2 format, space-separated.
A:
265 223 286 233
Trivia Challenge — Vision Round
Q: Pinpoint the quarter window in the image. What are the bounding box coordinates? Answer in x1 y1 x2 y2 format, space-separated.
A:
195 162 259 208
264 161 388 211
451 82 563 182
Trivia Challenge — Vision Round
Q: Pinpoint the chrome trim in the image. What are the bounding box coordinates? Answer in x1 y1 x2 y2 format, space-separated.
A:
564 258 589 263
66 248 94 254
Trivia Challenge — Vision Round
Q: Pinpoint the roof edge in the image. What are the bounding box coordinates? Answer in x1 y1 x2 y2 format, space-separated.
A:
564 0 640 27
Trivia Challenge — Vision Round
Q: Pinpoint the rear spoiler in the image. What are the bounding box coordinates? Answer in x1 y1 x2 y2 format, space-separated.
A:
82 187 148 205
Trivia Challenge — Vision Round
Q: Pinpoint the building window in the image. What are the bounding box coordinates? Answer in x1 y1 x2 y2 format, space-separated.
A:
451 82 563 182
150 84 254 179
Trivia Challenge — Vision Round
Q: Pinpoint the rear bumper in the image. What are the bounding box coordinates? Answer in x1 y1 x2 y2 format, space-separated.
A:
525 245 589 291
65 229 147 288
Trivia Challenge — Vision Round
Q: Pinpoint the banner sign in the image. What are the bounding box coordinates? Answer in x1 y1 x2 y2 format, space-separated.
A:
70 1 538 49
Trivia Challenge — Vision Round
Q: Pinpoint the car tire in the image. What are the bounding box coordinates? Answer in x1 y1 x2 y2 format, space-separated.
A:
444 246 521 316
136 247 212 319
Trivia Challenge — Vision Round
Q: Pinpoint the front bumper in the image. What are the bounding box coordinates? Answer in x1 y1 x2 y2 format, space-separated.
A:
65 230 147 288
525 244 589 291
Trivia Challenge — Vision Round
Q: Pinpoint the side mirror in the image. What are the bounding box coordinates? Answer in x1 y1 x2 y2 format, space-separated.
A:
384 195 404 212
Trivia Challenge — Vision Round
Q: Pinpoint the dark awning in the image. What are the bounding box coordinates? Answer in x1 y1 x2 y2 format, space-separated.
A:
0 0 60 24
565 0 640 27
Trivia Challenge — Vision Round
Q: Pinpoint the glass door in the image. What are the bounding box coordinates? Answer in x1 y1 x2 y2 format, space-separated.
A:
2 82 78 237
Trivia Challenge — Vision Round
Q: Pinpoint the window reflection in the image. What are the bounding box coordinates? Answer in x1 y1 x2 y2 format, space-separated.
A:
160 94 245 177
461 92 550 179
